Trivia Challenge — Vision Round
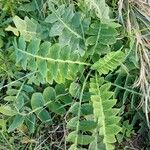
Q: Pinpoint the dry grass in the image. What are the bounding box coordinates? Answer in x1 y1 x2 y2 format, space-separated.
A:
118 0 150 127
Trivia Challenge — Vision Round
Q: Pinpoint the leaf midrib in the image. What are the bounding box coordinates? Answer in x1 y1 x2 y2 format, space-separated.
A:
95 73 107 146
50 6 82 39
16 48 91 66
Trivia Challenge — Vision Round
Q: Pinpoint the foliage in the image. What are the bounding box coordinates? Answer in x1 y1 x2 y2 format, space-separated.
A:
89 76 121 150
0 0 149 150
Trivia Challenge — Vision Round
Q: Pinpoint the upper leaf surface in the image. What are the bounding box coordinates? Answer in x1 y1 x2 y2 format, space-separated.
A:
91 51 125 75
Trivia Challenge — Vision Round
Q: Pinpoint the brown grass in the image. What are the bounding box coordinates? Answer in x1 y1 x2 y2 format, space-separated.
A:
118 0 150 127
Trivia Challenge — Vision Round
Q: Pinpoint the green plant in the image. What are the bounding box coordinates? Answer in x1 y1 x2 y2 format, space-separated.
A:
0 0 149 149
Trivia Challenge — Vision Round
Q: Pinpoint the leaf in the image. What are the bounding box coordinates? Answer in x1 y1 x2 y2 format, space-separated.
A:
14 16 37 41
45 4 90 54
27 38 40 55
7 16 47 41
69 82 81 98
8 114 24 132
31 93 45 109
14 95 24 110
0 119 6 131
89 135 105 150
0 38 3 48
67 131 95 145
85 0 110 21
81 103 93 115
14 39 89 84
18 1 36 12
47 4 81 38
4 96 16 101
55 84 66 95
43 87 66 115
86 23 118 45
0 106 17 116
22 85 34 93
31 93 52 123
59 94 73 105
25 114 36 133
37 109 52 123
45 4 65 23
5 26 19 36
37 59 47 78
6 89 18 96
49 22 64 36
48 101 66 115
67 117 97 131
90 76 122 150
69 102 93 115
13 16 27 32
43 87 56 101
92 51 125 75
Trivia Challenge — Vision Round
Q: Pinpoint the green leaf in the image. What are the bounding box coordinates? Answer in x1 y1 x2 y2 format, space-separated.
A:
15 37 27 69
18 1 36 12
90 76 122 150
31 93 52 123
31 93 45 109
69 102 93 115
37 109 52 123
43 87 56 101
69 82 81 98
0 119 6 131
81 103 93 115
8 114 24 132
67 117 97 131
47 101 66 115
22 85 34 93
25 114 36 133
14 39 88 84
38 41 51 57
85 0 110 21
13 16 27 33
0 38 3 48
67 131 95 145
43 87 66 115
6 89 18 96
55 84 66 95
45 4 65 23
37 59 47 78
89 135 105 150
0 106 17 116
49 22 64 36
27 38 40 55
59 94 73 104
8 15 48 41
92 51 125 75
47 4 81 38
4 96 16 101
45 4 89 54
5 26 19 36
15 95 24 110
